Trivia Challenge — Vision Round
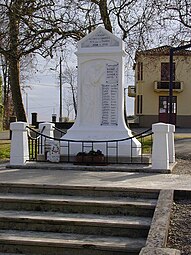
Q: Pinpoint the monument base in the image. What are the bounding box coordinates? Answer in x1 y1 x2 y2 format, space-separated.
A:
60 126 141 157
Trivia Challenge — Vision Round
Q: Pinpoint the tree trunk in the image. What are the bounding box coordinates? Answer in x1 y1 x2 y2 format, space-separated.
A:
9 56 27 122
99 0 112 33
8 1 27 122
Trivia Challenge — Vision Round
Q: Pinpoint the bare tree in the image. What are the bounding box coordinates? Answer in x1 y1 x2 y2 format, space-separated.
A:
1 0 188 124
0 0 85 122
154 0 191 45
0 55 10 113
0 54 15 128
63 96 74 120
87 0 191 52
63 63 77 118
65 0 164 55
0 75 3 130
91 0 112 32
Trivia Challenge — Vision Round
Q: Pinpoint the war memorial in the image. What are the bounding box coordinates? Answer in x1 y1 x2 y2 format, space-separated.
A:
61 26 141 157
3 27 184 255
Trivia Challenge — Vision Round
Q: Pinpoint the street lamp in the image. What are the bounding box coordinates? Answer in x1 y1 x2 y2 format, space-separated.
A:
50 57 63 122
169 43 191 124
169 48 174 124
59 57 63 122
21 85 31 122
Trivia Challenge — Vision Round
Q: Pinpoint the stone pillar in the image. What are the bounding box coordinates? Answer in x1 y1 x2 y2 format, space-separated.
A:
52 114 57 123
31 112 37 127
38 122 55 155
10 122 29 165
152 123 169 170
168 124 175 164
39 122 55 137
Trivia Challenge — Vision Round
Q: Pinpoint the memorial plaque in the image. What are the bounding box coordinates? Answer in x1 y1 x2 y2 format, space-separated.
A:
106 64 119 84
47 143 60 163
81 29 119 48
101 84 118 125
101 63 119 126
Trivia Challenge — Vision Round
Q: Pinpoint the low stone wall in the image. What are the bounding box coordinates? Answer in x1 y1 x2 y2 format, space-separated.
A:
140 247 180 255
139 190 180 255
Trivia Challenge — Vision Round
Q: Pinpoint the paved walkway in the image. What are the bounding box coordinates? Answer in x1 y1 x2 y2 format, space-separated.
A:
0 162 191 191
1 128 191 192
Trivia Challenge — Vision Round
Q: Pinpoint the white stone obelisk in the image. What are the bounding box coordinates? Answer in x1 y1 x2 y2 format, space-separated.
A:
61 26 140 157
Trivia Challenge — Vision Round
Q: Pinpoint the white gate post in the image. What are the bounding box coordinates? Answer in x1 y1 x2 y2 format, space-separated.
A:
168 124 175 164
152 123 169 170
38 122 55 155
39 122 55 137
10 122 29 165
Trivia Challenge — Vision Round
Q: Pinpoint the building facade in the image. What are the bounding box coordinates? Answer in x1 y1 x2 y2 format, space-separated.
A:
128 45 191 128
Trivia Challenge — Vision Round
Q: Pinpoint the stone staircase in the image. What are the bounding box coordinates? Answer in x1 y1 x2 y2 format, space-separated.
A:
0 183 159 255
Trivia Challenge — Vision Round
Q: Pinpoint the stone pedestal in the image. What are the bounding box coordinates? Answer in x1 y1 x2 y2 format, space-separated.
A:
152 123 170 170
61 27 140 157
10 122 29 165
152 123 175 170
38 122 55 156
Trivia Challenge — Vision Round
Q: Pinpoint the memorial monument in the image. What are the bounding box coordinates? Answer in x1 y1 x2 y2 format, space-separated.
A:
61 26 140 157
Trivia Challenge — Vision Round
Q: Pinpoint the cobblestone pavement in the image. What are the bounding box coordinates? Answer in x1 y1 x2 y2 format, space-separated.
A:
173 137 191 174
167 198 191 255
168 138 191 255
172 158 191 175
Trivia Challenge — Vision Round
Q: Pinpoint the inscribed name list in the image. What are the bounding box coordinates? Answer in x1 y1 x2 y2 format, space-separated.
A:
101 64 119 126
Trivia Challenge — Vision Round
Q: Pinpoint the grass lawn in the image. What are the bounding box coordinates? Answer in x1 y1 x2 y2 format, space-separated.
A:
175 134 191 139
0 140 11 161
0 132 191 163
0 137 153 162
138 136 153 154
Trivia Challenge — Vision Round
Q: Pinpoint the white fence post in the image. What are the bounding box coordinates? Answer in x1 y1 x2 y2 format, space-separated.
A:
38 122 60 162
39 122 55 137
38 122 55 155
152 123 169 170
10 122 29 165
168 124 175 164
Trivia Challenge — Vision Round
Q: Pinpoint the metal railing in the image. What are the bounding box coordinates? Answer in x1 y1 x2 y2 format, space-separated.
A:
27 126 45 161
27 126 153 165
54 126 67 138
154 81 183 92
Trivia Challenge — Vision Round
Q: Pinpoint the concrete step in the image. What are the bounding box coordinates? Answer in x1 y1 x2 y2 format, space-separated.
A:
0 183 157 254
0 210 151 238
0 230 146 255
0 254 29 255
0 183 159 198
0 193 157 216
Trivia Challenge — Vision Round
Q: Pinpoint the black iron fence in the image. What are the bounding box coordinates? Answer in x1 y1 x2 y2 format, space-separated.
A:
26 126 153 165
54 126 67 138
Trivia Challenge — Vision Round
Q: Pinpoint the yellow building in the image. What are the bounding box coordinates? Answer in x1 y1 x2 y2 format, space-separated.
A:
128 45 191 128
